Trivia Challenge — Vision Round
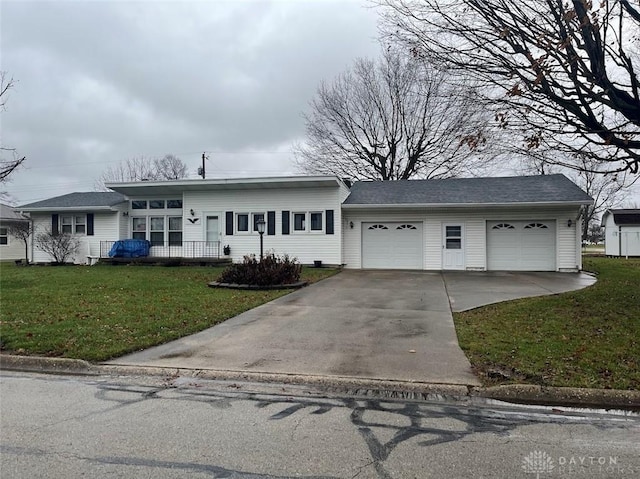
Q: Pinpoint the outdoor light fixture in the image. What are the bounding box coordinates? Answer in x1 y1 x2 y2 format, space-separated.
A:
567 219 573 227
190 209 195 216
349 221 354 229
122 212 129 217
256 218 266 260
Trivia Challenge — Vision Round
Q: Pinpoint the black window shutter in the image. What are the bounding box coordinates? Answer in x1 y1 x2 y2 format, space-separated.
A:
52 214 59 235
267 211 276 236
325 209 334 235
225 211 234 235
282 211 290 235
87 213 94 236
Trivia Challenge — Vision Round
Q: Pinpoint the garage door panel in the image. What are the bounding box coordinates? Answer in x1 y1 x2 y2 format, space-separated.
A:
362 222 423 269
487 221 556 271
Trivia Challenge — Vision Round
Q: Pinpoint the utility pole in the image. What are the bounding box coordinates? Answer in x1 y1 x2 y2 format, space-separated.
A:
197 152 206 179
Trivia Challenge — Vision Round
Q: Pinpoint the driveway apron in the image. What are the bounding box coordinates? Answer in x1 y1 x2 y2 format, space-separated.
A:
109 270 481 386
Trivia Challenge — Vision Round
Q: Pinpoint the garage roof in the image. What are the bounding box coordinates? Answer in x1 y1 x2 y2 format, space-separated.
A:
20 192 127 212
343 174 593 207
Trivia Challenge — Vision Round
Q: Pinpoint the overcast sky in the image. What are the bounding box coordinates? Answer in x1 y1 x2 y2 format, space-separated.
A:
1 0 381 205
2 0 638 206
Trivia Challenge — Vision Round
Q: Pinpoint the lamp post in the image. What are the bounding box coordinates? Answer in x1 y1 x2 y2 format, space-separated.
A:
256 218 266 261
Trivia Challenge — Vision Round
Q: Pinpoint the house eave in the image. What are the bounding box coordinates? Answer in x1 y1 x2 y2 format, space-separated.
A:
18 206 122 213
341 200 592 209
106 175 346 196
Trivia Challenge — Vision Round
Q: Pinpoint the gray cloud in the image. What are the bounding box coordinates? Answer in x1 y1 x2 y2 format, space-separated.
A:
1 0 380 203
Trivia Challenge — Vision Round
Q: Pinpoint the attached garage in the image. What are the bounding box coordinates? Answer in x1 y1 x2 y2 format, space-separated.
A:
487 220 556 271
362 222 423 269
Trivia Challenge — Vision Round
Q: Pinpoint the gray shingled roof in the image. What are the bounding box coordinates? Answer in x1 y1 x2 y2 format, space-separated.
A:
343 174 593 206
607 209 640 225
0 203 29 221
20 192 126 210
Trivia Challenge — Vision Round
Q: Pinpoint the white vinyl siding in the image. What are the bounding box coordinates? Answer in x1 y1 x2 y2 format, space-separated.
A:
184 186 343 265
30 212 121 264
0 223 27 261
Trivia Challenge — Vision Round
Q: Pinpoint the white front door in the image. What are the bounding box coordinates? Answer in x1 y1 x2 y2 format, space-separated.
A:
442 224 465 270
205 215 220 256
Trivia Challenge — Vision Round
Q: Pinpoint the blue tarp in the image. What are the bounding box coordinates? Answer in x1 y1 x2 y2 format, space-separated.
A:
108 239 151 258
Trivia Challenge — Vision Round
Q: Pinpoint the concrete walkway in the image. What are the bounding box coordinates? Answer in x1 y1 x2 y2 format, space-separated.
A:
108 270 596 386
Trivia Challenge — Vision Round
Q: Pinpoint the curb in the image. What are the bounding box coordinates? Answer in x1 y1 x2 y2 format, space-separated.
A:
1 354 639 410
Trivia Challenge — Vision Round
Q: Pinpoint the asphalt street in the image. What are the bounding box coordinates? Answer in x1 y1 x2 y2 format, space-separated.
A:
1 371 638 478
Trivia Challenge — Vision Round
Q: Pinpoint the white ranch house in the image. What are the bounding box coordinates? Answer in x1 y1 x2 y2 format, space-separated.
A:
19 174 593 271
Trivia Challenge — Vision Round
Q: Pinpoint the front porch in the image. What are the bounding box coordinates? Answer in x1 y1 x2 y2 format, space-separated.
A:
99 240 231 265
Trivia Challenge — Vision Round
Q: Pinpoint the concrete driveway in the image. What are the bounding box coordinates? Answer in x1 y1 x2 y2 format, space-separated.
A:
108 270 595 386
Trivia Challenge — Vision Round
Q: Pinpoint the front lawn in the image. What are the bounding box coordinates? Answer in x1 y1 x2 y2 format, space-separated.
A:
0 264 338 362
454 257 640 390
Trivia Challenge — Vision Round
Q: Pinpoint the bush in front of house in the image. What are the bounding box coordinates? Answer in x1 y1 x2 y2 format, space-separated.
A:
217 253 302 286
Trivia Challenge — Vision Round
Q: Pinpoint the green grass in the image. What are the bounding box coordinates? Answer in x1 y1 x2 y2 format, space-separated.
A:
453 257 640 390
0 264 338 362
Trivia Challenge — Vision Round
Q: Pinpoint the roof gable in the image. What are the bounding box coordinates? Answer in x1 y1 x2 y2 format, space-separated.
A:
20 192 126 211
343 174 593 206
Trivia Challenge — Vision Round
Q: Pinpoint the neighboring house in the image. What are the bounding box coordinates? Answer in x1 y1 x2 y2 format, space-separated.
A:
19 192 127 264
0 203 30 261
19 174 593 271
601 209 640 257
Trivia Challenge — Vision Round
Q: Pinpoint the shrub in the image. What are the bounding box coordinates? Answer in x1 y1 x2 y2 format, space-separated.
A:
217 253 302 286
34 230 80 264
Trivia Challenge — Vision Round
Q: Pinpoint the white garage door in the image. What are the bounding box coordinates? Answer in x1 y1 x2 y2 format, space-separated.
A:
362 222 423 269
487 221 556 271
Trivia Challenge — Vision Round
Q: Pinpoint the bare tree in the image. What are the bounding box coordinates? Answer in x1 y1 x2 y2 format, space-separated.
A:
7 219 33 264
523 156 634 240
96 154 189 190
378 0 640 175
1 73 26 184
34 230 80 264
294 48 492 181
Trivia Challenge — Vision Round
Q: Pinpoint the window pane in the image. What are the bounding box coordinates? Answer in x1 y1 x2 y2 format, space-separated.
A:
310 212 322 231
132 217 146 232
253 213 265 232
446 226 461 237
75 224 86 234
0 237 7 245
61 216 72 225
237 214 249 232
169 217 182 231
132 232 146 240
294 213 305 231
75 216 85 225
167 199 183 209
0 227 7 235
61 225 72 233
150 232 164 246
132 200 147 209
149 200 165 209
150 217 164 231
446 238 462 249
168 232 182 246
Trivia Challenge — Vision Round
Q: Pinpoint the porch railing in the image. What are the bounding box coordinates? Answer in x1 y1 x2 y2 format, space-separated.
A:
100 240 221 259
